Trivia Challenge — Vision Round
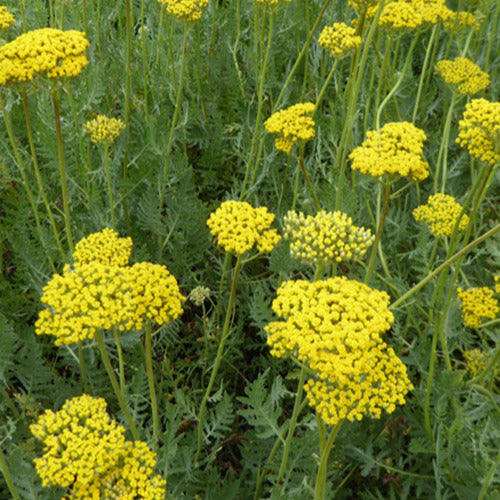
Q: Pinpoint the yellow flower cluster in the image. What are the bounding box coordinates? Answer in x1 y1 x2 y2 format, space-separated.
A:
349 0 379 18
0 6 15 29
495 275 500 294
463 348 488 377
411 0 452 25
283 210 374 266
31 394 166 499
0 28 89 86
413 194 469 237
457 287 499 328
207 200 280 255
83 115 126 145
435 57 490 95
349 122 429 181
266 278 412 425
456 98 500 165
318 23 361 58
444 11 480 34
157 0 209 23
36 229 184 345
255 0 293 6
264 103 315 154
379 2 424 31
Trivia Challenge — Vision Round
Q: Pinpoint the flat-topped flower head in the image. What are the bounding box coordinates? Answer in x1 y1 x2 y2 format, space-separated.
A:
265 278 412 425
207 200 280 255
0 6 15 30
457 286 499 328
349 0 379 18
413 194 469 237
412 0 453 25
349 122 429 180
73 228 132 268
0 28 89 86
31 394 166 498
379 2 424 31
435 57 490 95
444 11 480 34
83 115 126 145
284 210 373 266
456 98 500 165
318 23 361 58
157 0 209 22
264 103 315 154
463 348 488 377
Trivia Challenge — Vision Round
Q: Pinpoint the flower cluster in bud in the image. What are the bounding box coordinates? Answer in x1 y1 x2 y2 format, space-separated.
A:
435 57 490 95
157 0 209 22
36 229 185 345
30 394 166 499
318 23 361 58
456 98 500 165
0 6 15 30
207 200 281 255
264 103 315 153
413 194 469 237
83 115 126 145
266 278 413 425
283 210 373 266
190 286 211 306
463 348 488 377
457 286 499 328
0 28 89 86
349 122 429 181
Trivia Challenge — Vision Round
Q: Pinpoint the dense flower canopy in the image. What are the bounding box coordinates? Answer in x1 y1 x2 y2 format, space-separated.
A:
0 28 89 86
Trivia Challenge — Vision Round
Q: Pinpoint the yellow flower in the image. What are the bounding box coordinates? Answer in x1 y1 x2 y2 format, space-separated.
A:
266 278 412 425
255 0 293 5
0 28 89 86
283 210 373 266
83 115 126 145
31 394 166 499
0 6 15 30
157 0 209 22
457 286 499 328
207 200 280 255
411 0 453 25
495 275 500 294
379 2 424 31
444 11 480 33
318 23 361 58
264 103 315 154
435 57 490 95
413 193 469 237
349 0 379 18
349 122 429 180
456 98 500 165
463 348 488 377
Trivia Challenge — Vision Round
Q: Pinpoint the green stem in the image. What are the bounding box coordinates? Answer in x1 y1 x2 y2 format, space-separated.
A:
77 342 90 393
314 419 343 500
52 88 74 251
103 143 115 228
113 327 126 396
144 321 159 453
478 452 500 500
299 148 321 211
314 59 340 113
195 255 243 461
95 330 139 440
0 446 20 500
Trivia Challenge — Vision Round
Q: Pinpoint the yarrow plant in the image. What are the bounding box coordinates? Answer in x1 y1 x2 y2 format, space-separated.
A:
457 286 499 328
264 103 316 154
0 5 14 30
283 210 374 266
318 23 361 58
435 57 490 95
0 28 89 86
266 278 413 424
456 98 500 165
413 194 469 237
83 115 126 145
206 200 280 255
379 2 424 31
463 348 489 377
349 122 429 180
30 394 166 499
157 0 209 23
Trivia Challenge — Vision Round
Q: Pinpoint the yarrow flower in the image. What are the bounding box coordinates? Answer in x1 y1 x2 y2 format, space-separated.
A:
264 103 315 154
83 115 126 145
157 0 209 22
349 122 429 180
495 275 500 294
463 348 488 377
255 0 293 5
413 193 469 237
457 286 499 328
379 2 424 31
36 229 185 345
456 98 500 165
318 23 361 58
435 57 490 95
207 200 280 255
444 11 480 33
30 394 166 499
0 6 15 30
283 210 374 266
0 28 89 86
266 278 412 425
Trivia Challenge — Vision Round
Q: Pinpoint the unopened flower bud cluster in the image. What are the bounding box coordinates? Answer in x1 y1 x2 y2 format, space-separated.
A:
83 115 126 145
